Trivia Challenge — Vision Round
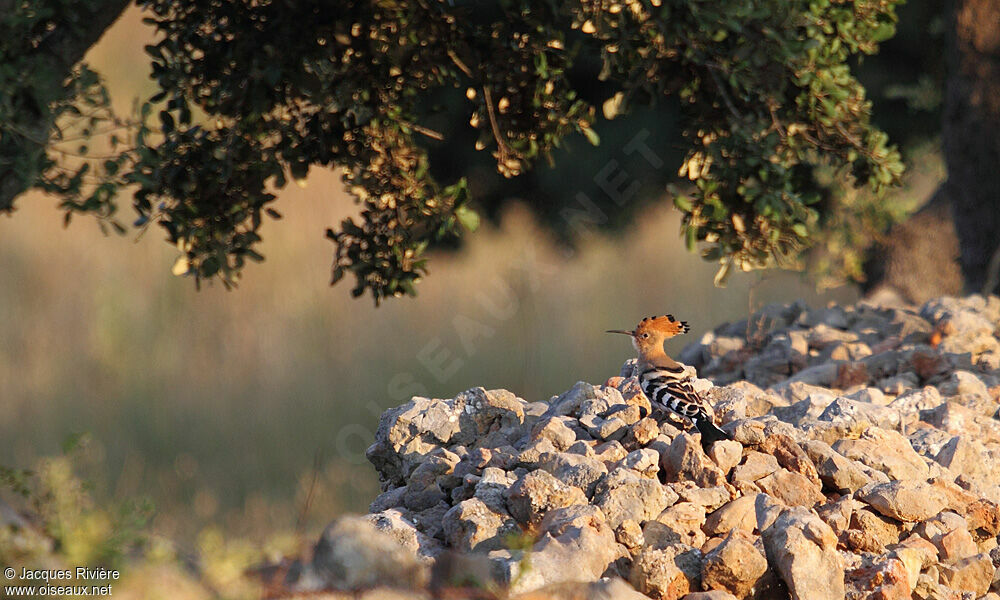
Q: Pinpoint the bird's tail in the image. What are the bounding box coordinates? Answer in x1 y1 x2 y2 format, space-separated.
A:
695 417 731 447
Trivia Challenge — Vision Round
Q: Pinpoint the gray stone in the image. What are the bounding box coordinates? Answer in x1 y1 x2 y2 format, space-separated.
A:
661 433 728 487
531 416 579 451
537 451 608 497
755 498 844 600
646 502 707 549
616 448 660 478
815 495 862 537
593 468 677 529
506 469 587 525
801 439 873 494
474 467 514 513
818 397 901 430
410 502 451 540
452 388 526 447
670 483 732 512
367 397 462 487
615 519 645 549
731 451 780 484
845 386 888 405
701 529 768 599
441 497 517 552
514 577 651 599
367 509 443 562
594 416 629 441
630 543 703 600
706 440 743 475
856 480 948 522
517 437 557 466
913 511 979 564
680 592 739 600
832 428 929 481
934 436 996 485
312 516 428 590
755 468 824 508
704 495 759 536
369 487 407 513
937 553 994 596
772 395 835 425
504 505 620 593
547 381 603 417
939 371 990 399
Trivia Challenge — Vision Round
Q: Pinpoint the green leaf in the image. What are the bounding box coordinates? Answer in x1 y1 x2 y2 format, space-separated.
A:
455 205 480 232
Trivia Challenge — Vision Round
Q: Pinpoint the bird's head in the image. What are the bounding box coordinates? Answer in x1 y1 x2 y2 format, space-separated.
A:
607 314 690 356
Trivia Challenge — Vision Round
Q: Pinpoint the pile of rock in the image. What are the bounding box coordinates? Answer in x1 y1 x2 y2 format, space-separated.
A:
297 295 1000 600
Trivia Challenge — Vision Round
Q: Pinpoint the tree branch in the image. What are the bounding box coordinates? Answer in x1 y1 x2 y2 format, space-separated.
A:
0 0 131 210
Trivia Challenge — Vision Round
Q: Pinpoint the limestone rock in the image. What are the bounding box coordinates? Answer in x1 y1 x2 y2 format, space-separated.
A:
506 469 587 525
757 433 820 483
731 451 780 484
358 295 1000 600
756 498 845 600
537 451 607 497
630 544 703 600
857 480 948 522
706 440 743 475
818 397 901 430
913 512 978 564
593 468 677 530
937 553 993 596
680 592 739 600
441 497 517 552
312 516 428 590
505 505 621 593
531 416 579 451
367 509 443 562
510 577 650 600
845 557 910 600
803 439 874 494
615 519 645 549
646 502 708 549
701 529 767 599
833 428 929 481
755 468 825 508
662 433 728 487
704 495 759 536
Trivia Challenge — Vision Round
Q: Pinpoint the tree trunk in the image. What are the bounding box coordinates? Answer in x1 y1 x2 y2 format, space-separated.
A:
0 0 130 211
863 188 964 305
865 0 1000 302
944 0 1000 295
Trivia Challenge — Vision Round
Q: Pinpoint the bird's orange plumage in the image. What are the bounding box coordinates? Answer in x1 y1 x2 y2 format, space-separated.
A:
633 314 689 338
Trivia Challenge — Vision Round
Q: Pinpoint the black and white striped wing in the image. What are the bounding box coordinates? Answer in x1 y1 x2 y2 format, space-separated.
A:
640 369 713 421
640 367 731 444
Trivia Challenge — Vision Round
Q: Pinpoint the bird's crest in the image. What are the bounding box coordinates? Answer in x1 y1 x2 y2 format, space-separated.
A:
634 314 689 338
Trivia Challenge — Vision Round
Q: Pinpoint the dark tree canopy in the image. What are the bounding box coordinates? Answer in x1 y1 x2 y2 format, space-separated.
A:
1 0 906 303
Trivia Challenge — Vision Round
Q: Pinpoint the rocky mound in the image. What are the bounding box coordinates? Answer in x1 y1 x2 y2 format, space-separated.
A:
294 295 1000 600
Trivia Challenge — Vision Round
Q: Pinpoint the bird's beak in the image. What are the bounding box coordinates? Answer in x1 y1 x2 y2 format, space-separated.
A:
605 329 634 336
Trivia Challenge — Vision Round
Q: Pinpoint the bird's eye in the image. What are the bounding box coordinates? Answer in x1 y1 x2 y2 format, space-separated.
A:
642 333 650 339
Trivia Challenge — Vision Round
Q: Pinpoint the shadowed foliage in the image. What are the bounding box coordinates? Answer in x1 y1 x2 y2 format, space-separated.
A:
2 0 909 302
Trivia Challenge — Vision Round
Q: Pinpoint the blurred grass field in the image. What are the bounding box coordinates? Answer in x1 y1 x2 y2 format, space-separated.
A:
1 6 904 556
0 175 857 543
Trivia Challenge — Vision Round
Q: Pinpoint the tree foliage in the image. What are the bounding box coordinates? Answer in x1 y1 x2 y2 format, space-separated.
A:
1 0 904 303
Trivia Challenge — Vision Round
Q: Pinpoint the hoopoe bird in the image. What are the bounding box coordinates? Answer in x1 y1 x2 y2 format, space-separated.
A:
607 314 731 447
